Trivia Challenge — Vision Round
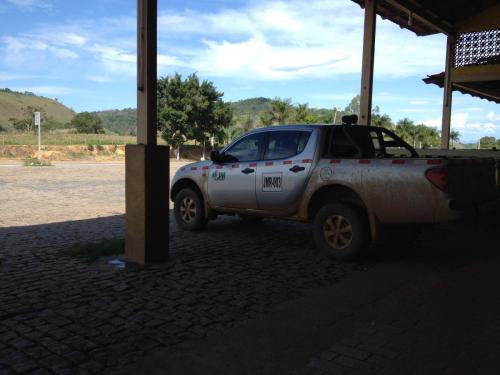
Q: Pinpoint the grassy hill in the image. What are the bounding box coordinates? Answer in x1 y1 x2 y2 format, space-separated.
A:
0 89 75 130
92 108 136 135
93 98 276 135
229 97 272 117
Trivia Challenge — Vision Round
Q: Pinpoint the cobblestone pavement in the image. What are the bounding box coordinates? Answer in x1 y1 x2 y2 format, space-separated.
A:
0 162 359 374
292 211 500 375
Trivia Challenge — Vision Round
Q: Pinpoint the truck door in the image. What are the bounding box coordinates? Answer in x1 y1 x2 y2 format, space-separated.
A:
207 132 264 209
256 130 314 211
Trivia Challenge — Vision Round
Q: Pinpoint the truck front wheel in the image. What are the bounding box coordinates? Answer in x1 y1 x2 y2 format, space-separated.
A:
174 188 207 231
313 203 369 260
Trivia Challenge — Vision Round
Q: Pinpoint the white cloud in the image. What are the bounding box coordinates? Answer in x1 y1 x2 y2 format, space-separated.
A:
12 86 81 95
86 75 111 83
422 118 441 128
7 0 51 10
157 0 445 81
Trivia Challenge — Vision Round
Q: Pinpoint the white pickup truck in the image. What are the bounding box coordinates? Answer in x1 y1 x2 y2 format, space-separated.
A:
171 123 499 259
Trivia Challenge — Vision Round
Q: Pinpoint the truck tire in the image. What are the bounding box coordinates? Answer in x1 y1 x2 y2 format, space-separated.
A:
313 203 369 260
174 188 207 231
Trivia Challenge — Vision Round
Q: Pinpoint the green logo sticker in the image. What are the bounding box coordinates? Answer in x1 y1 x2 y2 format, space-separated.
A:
211 171 226 181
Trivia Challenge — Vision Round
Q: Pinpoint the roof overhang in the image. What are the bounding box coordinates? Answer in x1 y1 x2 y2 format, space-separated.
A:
351 0 499 36
423 72 500 104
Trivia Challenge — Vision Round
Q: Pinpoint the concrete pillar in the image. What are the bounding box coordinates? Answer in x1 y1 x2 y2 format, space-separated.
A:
125 0 169 264
441 36 455 149
359 0 377 125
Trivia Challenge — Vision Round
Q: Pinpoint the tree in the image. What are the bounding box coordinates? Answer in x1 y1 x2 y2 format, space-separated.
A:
157 74 190 160
293 103 319 124
450 130 460 148
395 118 416 145
157 73 233 160
71 112 105 134
344 95 360 116
269 97 293 124
295 103 309 123
479 136 496 149
8 106 46 132
372 113 393 129
415 124 440 148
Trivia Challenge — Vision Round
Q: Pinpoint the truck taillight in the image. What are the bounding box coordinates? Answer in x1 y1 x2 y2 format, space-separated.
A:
425 168 448 192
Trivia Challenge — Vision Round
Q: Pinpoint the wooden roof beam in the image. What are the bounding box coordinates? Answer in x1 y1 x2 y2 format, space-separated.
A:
383 0 455 36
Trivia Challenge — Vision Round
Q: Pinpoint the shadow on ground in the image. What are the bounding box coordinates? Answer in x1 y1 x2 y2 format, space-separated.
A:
1 207 499 374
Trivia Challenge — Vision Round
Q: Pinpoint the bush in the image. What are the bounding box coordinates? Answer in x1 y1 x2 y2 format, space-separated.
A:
71 112 105 134
24 157 52 167
64 239 125 262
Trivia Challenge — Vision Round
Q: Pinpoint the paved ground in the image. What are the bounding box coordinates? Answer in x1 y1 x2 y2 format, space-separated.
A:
1 162 499 374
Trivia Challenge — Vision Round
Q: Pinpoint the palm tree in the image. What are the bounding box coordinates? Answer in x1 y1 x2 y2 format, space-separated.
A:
450 130 460 148
270 97 293 124
395 118 416 145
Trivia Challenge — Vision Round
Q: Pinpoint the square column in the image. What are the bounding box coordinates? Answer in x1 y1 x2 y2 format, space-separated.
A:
441 35 455 149
125 0 170 264
359 0 377 125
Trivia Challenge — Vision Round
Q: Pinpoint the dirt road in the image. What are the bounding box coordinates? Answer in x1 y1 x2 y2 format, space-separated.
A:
0 160 185 227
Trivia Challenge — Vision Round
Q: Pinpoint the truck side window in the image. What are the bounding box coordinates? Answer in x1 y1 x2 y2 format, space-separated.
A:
224 133 262 162
328 126 360 158
263 131 311 160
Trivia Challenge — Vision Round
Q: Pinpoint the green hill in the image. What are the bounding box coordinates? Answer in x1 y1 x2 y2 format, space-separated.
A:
229 97 272 117
0 89 75 130
92 98 275 135
92 108 137 135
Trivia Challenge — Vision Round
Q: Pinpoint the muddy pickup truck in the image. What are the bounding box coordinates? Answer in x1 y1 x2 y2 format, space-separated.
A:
171 123 499 259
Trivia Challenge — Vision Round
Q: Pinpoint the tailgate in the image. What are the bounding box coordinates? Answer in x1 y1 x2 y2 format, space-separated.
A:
446 158 498 203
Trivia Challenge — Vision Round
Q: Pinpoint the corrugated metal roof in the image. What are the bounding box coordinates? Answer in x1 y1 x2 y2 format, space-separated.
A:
423 72 500 104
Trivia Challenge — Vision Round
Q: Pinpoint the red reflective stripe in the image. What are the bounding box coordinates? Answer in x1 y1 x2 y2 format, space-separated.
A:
249 162 257 167
302 159 313 163
392 159 405 164
216 165 223 169
232 164 239 168
330 159 341 164
283 160 292 165
265 161 274 166
427 159 442 165
191 167 198 170
359 159 371 164
202 166 209 170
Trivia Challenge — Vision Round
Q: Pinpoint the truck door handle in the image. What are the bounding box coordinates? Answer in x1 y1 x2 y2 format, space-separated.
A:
289 165 305 173
241 168 255 175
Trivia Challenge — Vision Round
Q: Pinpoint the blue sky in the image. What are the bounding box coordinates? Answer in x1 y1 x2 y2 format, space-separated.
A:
0 0 499 142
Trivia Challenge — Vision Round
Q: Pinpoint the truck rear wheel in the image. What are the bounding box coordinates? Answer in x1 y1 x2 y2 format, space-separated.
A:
313 203 369 260
174 188 207 231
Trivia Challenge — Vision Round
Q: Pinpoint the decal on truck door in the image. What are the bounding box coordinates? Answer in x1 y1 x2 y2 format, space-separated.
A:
262 173 282 192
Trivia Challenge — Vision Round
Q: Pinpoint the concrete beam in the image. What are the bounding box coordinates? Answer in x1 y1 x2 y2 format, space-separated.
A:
359 0 376 125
